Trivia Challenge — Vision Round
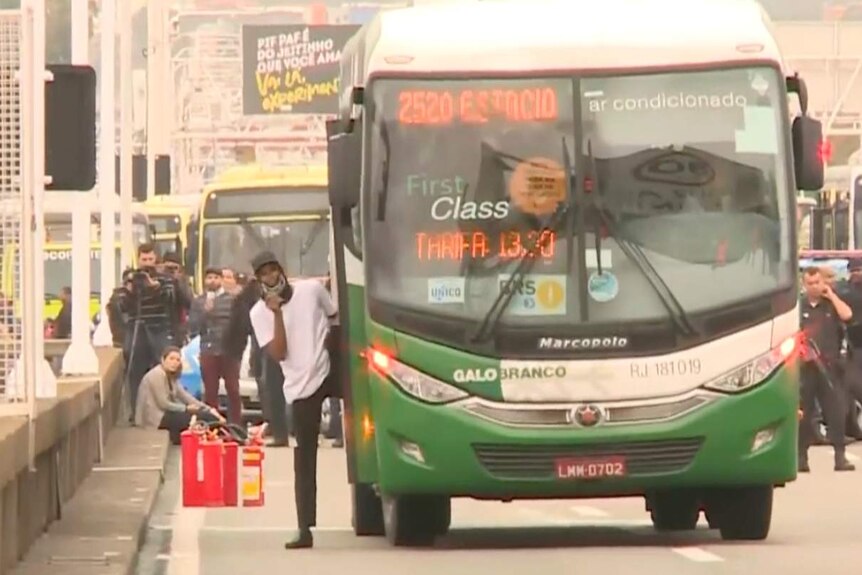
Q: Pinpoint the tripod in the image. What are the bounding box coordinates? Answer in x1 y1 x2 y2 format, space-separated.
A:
122 291 152 424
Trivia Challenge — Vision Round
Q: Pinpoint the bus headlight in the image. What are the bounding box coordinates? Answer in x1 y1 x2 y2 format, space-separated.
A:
702 336 797 394
369 350 468 404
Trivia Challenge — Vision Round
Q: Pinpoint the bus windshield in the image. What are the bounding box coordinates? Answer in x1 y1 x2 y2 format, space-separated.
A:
798 201 815 251
365 67 793 349
202 218 330 277
150 214 182 236
43 247 122 299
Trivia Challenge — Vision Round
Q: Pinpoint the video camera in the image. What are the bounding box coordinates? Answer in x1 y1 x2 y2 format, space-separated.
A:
123 267 159 291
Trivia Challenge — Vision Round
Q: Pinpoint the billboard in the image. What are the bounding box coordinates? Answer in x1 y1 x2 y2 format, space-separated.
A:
241 24 359 115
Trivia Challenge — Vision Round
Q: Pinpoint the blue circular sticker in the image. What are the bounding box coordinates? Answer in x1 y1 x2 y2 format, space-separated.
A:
588 271 619 303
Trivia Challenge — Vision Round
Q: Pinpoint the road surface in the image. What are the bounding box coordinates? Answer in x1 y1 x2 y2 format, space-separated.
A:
136 441 862 575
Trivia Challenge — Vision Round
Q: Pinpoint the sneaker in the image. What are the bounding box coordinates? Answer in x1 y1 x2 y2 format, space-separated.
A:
284 529 313 549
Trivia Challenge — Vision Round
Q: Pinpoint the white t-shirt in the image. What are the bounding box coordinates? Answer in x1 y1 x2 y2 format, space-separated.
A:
249 279 337 403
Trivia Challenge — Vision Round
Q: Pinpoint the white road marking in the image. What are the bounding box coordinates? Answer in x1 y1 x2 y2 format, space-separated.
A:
569 505 610 518
672 547 724 562
845 452 859 462
166 500 205 575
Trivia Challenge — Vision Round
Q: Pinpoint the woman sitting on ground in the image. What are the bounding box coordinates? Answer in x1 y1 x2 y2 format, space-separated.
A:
134 346 223 444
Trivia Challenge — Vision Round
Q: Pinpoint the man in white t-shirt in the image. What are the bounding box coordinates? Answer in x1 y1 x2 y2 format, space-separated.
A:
248 251 337 549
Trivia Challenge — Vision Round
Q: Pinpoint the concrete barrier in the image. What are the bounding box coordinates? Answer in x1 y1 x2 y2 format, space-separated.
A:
0 346 126 575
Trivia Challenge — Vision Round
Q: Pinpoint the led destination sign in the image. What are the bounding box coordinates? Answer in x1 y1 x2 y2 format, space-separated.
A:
397 86 560 125
416 230 557 261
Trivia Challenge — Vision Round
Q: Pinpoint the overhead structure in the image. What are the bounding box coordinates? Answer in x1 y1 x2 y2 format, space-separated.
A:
166 1 410 193
773 19 862 152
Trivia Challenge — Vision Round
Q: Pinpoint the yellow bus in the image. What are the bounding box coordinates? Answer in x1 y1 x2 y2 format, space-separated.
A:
140 194 202 265
0 194 153 324
195 164 330 289
1 241 139 326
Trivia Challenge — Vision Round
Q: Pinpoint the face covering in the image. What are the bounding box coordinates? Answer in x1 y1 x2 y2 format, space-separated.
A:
259 270 293 303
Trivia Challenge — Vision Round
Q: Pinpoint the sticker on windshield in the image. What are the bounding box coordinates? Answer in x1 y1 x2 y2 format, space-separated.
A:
509 158 567 217
498 274 566 315
427 277 465 304
734 106 778 154
587 271 619 303
585 249 613 269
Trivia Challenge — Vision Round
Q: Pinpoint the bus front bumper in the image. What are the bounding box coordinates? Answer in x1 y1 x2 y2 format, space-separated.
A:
367 371 799 498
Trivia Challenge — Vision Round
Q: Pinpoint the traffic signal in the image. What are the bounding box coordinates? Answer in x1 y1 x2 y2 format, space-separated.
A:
817 138 833 164
45 64 97 190
114 154 172 200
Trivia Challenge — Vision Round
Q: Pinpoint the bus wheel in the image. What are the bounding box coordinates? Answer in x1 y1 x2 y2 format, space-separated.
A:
649 491 699 531
381 493 440 547
717 486 773 541
351 483 384 536
704 507 720 529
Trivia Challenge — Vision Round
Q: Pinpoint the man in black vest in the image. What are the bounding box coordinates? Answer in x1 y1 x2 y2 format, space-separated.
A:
799 266 856 472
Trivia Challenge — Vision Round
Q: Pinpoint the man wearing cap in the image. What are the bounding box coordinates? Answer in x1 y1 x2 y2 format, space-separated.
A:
189 267 241 425
248 251 338 549
837 258 862 439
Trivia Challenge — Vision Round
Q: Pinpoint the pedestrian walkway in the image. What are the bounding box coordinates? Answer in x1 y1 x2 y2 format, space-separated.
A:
0 347 128 575
8 427 169 575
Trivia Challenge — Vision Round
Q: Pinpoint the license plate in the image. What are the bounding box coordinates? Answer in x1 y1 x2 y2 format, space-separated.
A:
555 456 627 480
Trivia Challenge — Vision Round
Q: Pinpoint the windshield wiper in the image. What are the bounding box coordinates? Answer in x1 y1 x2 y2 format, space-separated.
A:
584 139 698 337
239 218 268 252
300 214 329 257
375 121 391 221
469 138 574 344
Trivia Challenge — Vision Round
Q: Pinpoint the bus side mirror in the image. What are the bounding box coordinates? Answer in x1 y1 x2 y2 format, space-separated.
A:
792 116 825 192
326 119 361 208
786 74 809 115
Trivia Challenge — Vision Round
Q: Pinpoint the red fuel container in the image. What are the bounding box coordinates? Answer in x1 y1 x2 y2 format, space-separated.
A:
222 442 239 507
180 430 206 507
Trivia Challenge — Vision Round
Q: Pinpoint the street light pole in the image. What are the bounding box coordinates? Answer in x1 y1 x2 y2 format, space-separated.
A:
119 0 134 267
31 0 56 398
62 0 99 376
98 0 117 316
145 0 158 200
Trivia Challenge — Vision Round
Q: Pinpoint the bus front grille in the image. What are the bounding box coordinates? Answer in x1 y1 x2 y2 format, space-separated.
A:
473 437 704 480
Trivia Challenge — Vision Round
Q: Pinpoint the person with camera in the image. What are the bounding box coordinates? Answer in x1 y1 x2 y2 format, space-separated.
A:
160 251 193 344
189 267 241 424
249 251 337 550
115 244 180 416
799 266 856 472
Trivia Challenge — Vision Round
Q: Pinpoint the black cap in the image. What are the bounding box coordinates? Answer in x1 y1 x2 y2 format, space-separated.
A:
204 266 223 277
163 252 181 265
848 258 862 271
251 251 280 274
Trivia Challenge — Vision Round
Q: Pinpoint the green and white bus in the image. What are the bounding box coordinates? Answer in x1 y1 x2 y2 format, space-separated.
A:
326 0 825 546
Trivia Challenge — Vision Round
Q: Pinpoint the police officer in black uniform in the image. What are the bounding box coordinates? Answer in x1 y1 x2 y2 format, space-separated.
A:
799 266 856 472
835 258 862 439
